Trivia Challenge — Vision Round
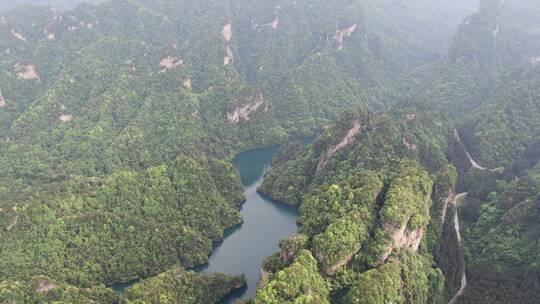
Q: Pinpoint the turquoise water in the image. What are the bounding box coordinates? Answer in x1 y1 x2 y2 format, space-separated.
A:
197 146 300 302
113 142 307 300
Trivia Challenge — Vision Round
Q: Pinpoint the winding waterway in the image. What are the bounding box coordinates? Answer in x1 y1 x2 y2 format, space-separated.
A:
197 145 300 303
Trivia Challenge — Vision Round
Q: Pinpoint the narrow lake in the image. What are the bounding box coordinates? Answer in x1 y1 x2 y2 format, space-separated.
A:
196 145 300 303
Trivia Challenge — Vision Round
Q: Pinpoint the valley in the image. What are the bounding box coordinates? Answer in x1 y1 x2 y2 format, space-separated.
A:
0 0 538 303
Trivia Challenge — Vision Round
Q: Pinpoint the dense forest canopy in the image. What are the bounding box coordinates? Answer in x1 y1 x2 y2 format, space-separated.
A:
0 0 105 13
0 0 538 303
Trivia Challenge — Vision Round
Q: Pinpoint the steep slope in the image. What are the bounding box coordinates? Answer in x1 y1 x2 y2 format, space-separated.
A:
0 1 105 13
458 161 540 303
458 68 540 167
256 109 463 303
0 0 520 303
412 0 540 115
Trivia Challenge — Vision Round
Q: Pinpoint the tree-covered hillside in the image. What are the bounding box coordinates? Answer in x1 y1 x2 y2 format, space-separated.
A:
0 0 105 13
0 0 538 303
257 107 460 303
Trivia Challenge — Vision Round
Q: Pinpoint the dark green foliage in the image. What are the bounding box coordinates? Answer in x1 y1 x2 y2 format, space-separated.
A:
122 268 246 304
426 165 458 252
460 161 540 303
260 108 451 207
343 252 443 304
0 0 538 303
379 160 433 229
0 156 243 287
0 276 118 304
459 69 540 167
459 266 540 304
342 258 403 304
313 214 369 273
255 250 330 304
300 172 382 238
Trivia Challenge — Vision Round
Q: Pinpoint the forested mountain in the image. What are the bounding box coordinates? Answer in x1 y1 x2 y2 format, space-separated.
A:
412 0 540 114
0 0 105 13
0 0 538 303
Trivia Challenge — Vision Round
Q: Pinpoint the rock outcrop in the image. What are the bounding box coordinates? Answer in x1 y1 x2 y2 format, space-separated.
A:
183 78 192 90
158 56 183 74
317 120 362 171
252 17 279 30
378 223 425 263
404 113 416 123
403 137 418 153
440 188 455 221
15 63 39 80
375 161 433 265
226 89 267 124
0 95 6 108
10 29 26 41
315 250 355 277
279 234 308 264
223 46 234 66
222 22 232 41
330 24 357 50
6 215 18 231
36 281 56 294
59 115 74 122
258 268 271 289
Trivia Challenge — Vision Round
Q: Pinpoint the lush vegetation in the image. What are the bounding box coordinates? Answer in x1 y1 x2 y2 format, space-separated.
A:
255 250 330 304
0 156 243 287
0 0 538 303
123 268 246 304
459 161 540 303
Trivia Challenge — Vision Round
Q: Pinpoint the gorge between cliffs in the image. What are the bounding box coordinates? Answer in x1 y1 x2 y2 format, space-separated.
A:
198 145 300 303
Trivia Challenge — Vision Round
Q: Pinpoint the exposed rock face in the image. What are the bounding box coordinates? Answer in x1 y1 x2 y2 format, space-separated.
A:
223 46 234 66
183 78 192 90
531 57 540 66
226 90 267 124
158 56 183 73
222 22 232 41
376 165 433 265
0 95 6 108
253 17 279 30
59 115 74 122
268 17 279 29
315 250 355 277
440 189 455 221
36 281 56 294
258 268 271 289
378 222 425 263
15 63 39 80
331 24 357 50
10 29 26 41
6 215 18 231
493 23 500 36
403 138 418 153
279 234 308 264
317 120 362 171
404 113 416 123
